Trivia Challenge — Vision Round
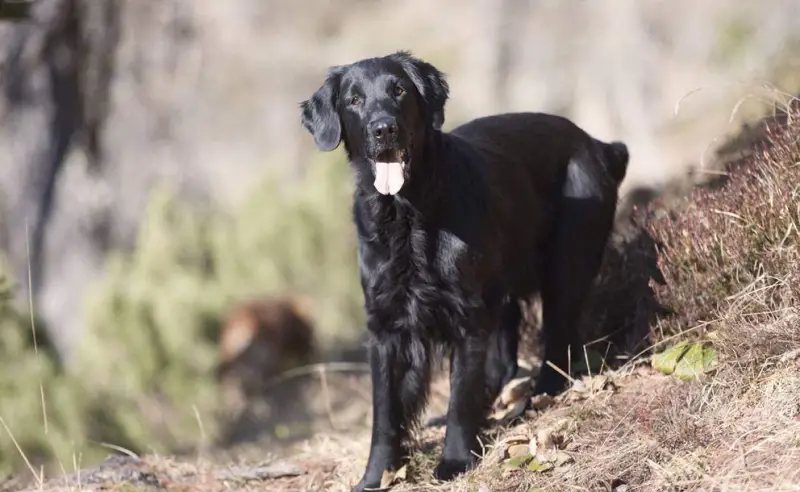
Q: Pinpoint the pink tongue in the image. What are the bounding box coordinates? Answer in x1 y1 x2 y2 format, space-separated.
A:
374 161 405 195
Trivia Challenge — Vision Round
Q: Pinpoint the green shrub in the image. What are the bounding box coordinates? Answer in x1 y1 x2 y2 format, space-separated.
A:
0 152 365 477
73 151 363 455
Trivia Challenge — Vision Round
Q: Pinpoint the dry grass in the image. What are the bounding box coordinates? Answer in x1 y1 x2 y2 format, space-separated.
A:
18 326 800 492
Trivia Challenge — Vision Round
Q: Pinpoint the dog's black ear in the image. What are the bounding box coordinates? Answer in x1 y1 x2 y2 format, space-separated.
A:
300 68 343 152
395 51 450 130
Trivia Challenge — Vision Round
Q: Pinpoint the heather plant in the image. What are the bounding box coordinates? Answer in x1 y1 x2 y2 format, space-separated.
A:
643 102 800 339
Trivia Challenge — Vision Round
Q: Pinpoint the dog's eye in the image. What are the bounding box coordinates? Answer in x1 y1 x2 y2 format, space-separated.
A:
393 85 405 97
348 95 362 106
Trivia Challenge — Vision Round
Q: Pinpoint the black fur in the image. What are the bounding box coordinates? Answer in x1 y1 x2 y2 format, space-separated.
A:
300 51 629 491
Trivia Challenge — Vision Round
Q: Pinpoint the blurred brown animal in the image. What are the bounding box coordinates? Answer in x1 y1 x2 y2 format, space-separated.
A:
216 296 316 407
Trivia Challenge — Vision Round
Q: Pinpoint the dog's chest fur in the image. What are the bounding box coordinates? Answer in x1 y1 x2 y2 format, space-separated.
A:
355 198 479 342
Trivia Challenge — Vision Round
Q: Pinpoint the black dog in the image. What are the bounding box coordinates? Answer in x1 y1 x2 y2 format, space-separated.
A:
300 51 628 491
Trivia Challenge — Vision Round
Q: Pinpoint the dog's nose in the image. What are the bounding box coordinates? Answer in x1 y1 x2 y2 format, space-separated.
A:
369 118 398 141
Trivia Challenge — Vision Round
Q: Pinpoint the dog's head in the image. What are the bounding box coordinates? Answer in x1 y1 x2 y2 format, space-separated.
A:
300 51 449 196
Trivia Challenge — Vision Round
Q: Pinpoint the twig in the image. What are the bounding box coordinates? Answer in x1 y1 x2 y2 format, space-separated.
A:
583 345 593 378
567 344 572 380
94 442 139 459
317 365 337 431
192 404 208 455
72 451 82 491
264 361 370 389
25 221 48 435
545 360 576 385
0 415 43 487
215 463 306 481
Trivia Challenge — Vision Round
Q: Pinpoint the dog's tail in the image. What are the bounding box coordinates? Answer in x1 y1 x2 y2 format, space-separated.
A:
603 141 629 185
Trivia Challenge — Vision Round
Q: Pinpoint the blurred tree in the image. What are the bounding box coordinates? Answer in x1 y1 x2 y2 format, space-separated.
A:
0 0 120 362
492 0 527 112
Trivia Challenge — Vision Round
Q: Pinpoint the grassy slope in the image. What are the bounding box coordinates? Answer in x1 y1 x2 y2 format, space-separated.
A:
9 103 800 492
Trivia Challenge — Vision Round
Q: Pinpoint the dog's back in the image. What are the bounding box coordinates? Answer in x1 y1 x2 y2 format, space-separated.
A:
447 112 629 291
450 112 628 191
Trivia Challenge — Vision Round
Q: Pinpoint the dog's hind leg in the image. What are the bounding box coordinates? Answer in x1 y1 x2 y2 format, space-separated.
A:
533 159 617 397
354 334 431 492
497 297 521 387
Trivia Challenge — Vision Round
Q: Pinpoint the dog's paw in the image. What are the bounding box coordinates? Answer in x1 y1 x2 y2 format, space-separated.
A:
434 455 477 482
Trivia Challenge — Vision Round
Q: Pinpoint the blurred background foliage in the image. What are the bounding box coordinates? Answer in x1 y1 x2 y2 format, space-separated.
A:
0 259 83 476
0 153 361 477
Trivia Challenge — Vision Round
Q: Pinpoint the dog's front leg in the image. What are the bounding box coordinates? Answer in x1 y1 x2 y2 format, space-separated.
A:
435 330 490 481
353 335 430 492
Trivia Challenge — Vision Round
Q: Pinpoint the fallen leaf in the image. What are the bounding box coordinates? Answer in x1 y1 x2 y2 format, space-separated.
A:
507 444 530 458
559 390 586 404
534 419 571 454
379 470 394 489
586 375 612 392
527 457 554 473
530 393 555 410
553 450 574 467
491 377 535 423
564 374 617 402
510 397 529 418
633 364 655 378
653 341 717 380
537 428 562 450
493 444 509 464
553 418 571 432
536 447 556 464
673 343 717 380
504 453 533 469
498 377 533 406
652 341 690 375
379 464 408 489
536 427 554 450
